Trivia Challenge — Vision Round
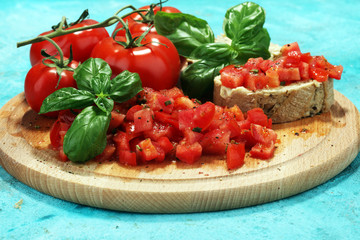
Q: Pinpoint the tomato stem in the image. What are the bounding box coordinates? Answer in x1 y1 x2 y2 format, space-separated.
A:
16 7 147 48
39 36 65 67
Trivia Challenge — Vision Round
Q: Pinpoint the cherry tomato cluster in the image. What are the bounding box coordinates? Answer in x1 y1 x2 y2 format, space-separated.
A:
24 4 182 117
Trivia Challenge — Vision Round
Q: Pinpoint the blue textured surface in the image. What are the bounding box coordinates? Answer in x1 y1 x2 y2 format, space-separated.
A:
1 0 359 239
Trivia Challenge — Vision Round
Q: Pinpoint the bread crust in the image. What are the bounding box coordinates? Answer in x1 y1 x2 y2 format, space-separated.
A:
213 76 334 123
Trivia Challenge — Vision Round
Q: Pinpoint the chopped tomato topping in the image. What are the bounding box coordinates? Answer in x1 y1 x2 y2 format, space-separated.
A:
50 87 277 170
220 42 343 90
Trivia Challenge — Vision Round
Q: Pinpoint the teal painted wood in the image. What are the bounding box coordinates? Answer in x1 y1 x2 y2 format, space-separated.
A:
0 0 359 239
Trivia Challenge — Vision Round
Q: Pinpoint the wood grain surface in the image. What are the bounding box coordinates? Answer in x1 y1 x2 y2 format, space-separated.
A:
0 91 359 213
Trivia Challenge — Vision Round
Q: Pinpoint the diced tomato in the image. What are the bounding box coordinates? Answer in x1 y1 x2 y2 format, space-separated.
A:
95 145 116 161
108 111 126 132
126 105 143 121
309 67 328 82
59 147 69 162
250 142 275 160
160 87 184 100
326 64 343 80
224 105 244 121
220 118 242 138
178 102 215 132
246 108 271 128
300 52 312 64
244 57 264 70
250 124 277 145
156 136 174 154
284 50 302 67
226 143 246 170
259 59 274 72
238 119 251 130
277 67 301 81
118 150 137 166
148 93 174 113
154 111 179 128
183 128 203 144
137 138 160 161
152 142 166 162
176 142 202 164
174 96 196 110
265 68 280 88
298 61 310 80
281 42 301 56
134 108 154 133
144 122 174 141
124 122 141 140
113 131 131 151
200 129 230 155
311 55 327 68
221 70 245 88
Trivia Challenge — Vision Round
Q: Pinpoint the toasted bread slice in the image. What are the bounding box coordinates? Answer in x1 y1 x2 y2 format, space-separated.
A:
213 76 334 123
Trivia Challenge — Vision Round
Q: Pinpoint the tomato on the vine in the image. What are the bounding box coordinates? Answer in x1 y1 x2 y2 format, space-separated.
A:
30 15 109 66
113 5 181 37
90 33 181 90
24 57 78 117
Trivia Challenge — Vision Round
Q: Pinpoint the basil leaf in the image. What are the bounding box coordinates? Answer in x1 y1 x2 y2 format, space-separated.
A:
190 42 238 62
73 58 112 93
233 28 271 63
223 2 266 42
181 42 238 100
39 87 95 114
63 106 111 163
94 97 114 113
109 70 143 103
181 60 227 100
154 12 215 58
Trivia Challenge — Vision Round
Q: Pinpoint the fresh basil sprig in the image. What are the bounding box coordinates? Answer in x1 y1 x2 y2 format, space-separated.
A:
40 58 143 163
155 2 270 100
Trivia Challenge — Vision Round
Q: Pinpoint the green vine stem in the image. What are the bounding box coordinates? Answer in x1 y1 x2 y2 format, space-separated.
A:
39 36 66 67
16 6 147 48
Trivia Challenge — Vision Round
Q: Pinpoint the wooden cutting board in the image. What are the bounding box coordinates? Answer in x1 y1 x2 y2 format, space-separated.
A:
0 91 359 213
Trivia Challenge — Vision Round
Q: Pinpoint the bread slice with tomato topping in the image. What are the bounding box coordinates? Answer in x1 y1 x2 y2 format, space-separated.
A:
214 76 334 123
213 42 342 123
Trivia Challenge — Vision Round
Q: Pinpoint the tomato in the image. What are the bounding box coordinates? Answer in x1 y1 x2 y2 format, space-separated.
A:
30 19 109 66
200 129 231 155
250 124 277 145
137 138 160 161
113 6 181 37
50 86 278 170
281 42 301 56
250 142 275 159
134 108 154 133
49 110 77 150
24 57 79 117
226 143 246 170
220 42 342 90
176 142 202 164
246 108 271 128
91 33 180 90
178 102 215 131
108 111 126 132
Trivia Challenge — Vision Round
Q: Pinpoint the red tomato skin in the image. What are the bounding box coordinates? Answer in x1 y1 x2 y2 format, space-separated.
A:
91 34 180 90
24 59 78 117
30 19 109 66
176 142 202 164
226 143 246 170
250 142 275 160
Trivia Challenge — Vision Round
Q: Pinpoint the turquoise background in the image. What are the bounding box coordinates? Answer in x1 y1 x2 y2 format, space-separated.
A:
1 0 359 239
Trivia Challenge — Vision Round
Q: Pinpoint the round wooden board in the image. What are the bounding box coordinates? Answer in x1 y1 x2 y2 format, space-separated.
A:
0 91 359 213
